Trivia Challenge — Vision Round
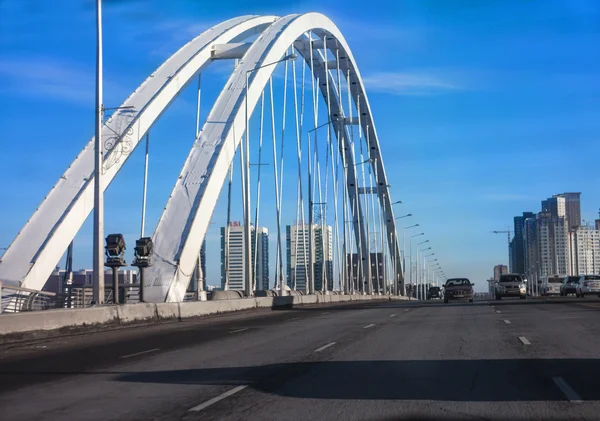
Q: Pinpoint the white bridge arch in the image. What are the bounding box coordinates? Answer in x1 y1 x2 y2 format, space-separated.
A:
0 13 404 302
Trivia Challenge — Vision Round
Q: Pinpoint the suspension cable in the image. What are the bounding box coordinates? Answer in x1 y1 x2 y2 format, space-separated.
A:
269 77 284 292
252 91 265 292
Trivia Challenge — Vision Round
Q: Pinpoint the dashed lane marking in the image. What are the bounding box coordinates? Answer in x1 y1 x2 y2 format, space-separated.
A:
363 324 376 329
119 348 160 359
518 336 531 345
553 377 583 403
389 314 397 317
229 328 249 334
314 342 336 352
188 385 248 412
504 320 511 324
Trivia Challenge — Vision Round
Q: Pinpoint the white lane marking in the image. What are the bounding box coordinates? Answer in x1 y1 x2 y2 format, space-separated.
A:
389 314 397 317
285 317 300 322
553 377 583 403
321 312 329 315
119 348 160 359
314 342 336 352
404 309 410 312
229 328 249 334
495 310 501 314
188 385 248 412
518 336 531 345
504 320 511 324
490 305 495 308
363 324 376 329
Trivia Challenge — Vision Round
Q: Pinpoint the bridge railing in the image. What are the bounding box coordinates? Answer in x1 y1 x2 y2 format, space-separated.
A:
0 281 60 313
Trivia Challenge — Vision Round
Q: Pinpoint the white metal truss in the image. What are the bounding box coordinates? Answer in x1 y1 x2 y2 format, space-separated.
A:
0 15 277 290
0 13 405 301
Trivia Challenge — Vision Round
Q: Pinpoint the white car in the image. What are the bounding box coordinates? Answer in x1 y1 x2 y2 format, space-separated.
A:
495 273 527 300
543 276 563 295
578 275 600 297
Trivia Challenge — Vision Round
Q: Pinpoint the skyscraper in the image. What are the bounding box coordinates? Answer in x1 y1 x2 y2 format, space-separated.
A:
493 264 508 281
523 215 538 282
220 224 269 291
563 192 582 231
513 212 535 275
286 224 333 291
569 226 600 275
536 211 570 277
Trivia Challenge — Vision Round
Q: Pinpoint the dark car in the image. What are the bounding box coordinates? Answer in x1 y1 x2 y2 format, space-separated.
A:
443 278 474 303
427 286 442 300
560 276 580 296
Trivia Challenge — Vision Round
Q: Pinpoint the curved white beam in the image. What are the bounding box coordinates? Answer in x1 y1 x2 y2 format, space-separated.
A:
146 12 404 301
0 15 278 289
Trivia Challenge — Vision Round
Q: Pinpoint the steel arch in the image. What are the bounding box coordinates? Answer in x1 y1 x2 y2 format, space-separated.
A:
0 15 277 289
0 13 404 302
146 13 404 302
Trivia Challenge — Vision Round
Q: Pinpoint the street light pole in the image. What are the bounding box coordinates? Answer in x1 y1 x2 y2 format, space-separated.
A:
416 242 429 299
403 224 419 293
93 0 105 305
409 232 424 298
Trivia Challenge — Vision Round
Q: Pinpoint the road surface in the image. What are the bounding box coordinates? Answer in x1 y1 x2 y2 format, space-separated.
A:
1 297 600 420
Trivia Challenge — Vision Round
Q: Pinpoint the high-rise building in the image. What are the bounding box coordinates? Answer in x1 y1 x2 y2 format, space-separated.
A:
513 212 535 275
493 264 508 281
542 195 566 219
286 224 333 291
569 226 600 275
220 224 269 291
536 211 570 277
523 215 538 282
563 192 582 231
509 238 515 273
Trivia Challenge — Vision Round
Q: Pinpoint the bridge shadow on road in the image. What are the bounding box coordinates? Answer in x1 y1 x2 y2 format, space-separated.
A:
117 358 600 402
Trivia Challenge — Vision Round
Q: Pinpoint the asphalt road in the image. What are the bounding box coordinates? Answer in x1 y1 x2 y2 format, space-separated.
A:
2 296 600 420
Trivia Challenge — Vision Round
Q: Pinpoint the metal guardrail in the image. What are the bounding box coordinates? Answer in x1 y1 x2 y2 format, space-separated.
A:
0 282 144 313
0 281 60 313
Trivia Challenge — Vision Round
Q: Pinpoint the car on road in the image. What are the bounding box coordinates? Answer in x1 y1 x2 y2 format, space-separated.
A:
541 275 563 296
427 286 442 300
443 278 474 303
495 273 526 300
560 276 580 296
577 275 600 297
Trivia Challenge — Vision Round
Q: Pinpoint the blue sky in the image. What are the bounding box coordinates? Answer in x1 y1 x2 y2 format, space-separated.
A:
1 0 599 291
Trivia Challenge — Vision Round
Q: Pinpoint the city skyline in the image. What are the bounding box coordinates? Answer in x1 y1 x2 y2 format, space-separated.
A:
508 192 600 286
1 1 599 292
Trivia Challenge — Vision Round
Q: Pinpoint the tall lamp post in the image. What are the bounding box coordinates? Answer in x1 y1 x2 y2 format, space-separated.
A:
409 232 424 298
424 255 436 295
417 244 430 299
92 0 105 305
391 214 410 296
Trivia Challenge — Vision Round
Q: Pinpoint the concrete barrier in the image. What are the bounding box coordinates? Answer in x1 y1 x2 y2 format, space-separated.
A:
0 306 119 336
155 303 180 321
117 303 157 324
0 294 408 341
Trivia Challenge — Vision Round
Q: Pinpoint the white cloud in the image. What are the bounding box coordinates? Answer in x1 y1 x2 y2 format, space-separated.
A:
0 56 95 105
362 72 462 96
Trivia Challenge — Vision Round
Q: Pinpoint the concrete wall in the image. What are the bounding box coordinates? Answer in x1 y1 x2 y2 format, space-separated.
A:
0 294 407 340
